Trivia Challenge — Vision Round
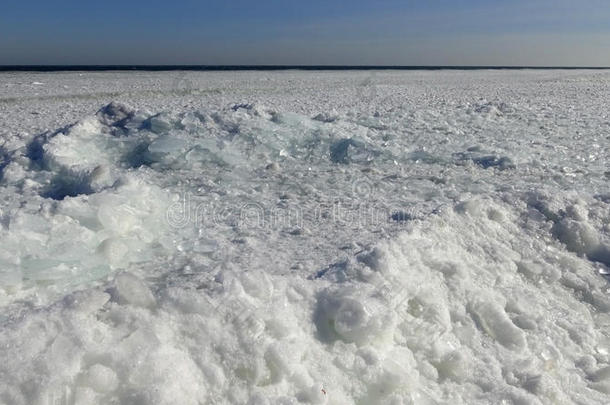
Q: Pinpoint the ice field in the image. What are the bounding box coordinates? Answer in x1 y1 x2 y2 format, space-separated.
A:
0 69 609 404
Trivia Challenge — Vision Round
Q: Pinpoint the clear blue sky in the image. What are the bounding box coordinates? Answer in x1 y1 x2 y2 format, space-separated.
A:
1 0 609 65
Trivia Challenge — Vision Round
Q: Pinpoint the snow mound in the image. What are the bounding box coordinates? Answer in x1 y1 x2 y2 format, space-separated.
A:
1 198 609 404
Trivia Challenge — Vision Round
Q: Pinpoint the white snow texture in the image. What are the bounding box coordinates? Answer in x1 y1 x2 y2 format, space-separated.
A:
0 70 609 404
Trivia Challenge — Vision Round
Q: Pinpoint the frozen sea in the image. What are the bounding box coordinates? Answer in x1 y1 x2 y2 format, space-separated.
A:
0 69 609 404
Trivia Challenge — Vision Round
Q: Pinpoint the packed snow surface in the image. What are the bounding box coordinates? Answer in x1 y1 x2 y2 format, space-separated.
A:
0 70 609 404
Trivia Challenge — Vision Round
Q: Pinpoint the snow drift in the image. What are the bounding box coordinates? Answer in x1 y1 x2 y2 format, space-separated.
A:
0 70 609 404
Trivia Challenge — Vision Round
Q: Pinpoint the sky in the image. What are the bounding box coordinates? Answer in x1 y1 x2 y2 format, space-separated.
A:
1 0 609 66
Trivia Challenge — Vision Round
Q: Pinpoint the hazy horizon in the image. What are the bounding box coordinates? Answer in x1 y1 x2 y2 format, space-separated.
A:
2 0 610 67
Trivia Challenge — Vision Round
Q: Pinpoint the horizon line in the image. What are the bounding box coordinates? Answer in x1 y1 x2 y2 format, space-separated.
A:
1 65 610 72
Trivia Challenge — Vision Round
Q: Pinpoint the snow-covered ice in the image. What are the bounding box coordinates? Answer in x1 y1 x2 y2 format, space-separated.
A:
0 70 609 404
